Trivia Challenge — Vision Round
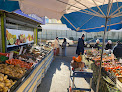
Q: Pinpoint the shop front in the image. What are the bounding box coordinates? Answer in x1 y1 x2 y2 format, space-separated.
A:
0 10 53 92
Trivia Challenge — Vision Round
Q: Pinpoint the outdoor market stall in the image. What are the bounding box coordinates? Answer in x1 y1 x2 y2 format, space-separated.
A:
0 10 53 92
85 49 122 92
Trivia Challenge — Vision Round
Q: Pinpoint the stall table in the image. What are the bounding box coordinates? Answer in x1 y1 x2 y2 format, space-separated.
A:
84 56 121 92
13 50 53 92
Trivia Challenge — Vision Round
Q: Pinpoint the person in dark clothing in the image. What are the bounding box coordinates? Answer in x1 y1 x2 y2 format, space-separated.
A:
94 39 100 50
76 34 85 55
105 40 112 50
62 38 67 56
113 41 122 59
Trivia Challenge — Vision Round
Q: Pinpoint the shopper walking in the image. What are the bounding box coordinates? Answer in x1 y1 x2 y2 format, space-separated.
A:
54 37 59 56
62 38 67 56
76 34 85 55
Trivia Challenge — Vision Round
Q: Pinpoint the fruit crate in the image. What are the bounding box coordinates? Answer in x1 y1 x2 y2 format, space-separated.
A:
106 82 120 92
9 67 33 92
116 77 122 92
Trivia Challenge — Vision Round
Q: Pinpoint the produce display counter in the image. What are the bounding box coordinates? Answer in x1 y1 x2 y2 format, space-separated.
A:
84 49 122 92
14 50 53 92
0 44 54 92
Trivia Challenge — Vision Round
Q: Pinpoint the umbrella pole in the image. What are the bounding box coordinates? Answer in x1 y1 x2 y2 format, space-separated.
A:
96 17 109 92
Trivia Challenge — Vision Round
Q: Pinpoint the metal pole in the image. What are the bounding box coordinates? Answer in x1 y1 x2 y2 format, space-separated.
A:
46 30 47 40
66 30 67 38
96 1 111 90
107 32 109 40
96 17 109 92
56 30 57 37
118 32 119 40
51 32 52 40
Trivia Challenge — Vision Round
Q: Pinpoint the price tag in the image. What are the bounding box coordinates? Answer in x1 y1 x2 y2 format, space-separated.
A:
22 77 25 81
19 46 23 55
23 49 27 54
9 52 13 60
8 89 10 92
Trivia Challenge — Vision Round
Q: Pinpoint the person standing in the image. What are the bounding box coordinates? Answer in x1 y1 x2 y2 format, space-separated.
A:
54 37 59 56
105 40 112 50
113 41 122 60
76 34 85 55
94 39 100 50
62 38 67 56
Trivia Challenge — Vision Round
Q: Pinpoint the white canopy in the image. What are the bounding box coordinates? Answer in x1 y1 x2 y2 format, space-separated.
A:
110 28 122 32
41 24 70 30
19 0 122 19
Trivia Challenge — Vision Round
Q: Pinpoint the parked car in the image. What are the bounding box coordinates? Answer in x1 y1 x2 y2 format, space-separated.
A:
85 38 108 48
46 37 74 46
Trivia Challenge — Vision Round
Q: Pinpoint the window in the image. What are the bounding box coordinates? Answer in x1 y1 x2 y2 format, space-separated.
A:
58 38 64 40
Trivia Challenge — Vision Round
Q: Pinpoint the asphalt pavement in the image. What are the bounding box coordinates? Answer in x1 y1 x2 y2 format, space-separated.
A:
37 47 94 92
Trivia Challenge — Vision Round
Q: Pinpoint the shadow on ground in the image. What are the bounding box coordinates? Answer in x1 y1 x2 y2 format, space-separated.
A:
37 56 72 92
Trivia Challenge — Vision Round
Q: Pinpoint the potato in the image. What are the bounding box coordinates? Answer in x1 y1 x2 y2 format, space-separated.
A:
4 71 9 74
3 87 8 92
0 76 4 82
3 75 8 80
19 70 23 74
0 88 3 92
10 79 13 83
0 73 4 77
5 79 10 83
5 82 11 87
8 85 12 89
0 82 4 88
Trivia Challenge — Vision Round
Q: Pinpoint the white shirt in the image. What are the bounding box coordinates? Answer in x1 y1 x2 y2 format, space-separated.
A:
54 39 59 49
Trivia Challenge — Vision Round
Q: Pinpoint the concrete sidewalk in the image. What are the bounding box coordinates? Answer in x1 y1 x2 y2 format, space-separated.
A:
37 56 71 92
37 47 94 92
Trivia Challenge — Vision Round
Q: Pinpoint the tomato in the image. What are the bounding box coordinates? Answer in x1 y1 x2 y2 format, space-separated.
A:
115 73 119 76
112 69 116 73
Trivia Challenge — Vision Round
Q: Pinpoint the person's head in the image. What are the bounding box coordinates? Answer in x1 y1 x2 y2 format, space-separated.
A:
117 40 121 45
108 40 112 44
81 34 85 40
96 39 100 44
56 37 58 40
63 38 66 42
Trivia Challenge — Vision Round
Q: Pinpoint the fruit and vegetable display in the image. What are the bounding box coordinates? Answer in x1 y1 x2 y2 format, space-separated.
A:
0 43 52 92
0 64 27 78
15 45 52 64
6 59 33 69
0 73 17 92
85 49 122 91
85 49 114 62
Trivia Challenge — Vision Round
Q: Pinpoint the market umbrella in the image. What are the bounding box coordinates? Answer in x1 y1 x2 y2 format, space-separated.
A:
61 2 122 32
16 0 121 19
0 0 20 12
58 1 122 92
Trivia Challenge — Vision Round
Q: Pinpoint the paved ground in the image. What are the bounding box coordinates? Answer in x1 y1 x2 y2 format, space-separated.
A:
37 47 94 92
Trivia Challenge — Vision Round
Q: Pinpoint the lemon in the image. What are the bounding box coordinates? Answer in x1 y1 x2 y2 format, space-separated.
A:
9 38 14 45
13 35 16 39
7 40 9 45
